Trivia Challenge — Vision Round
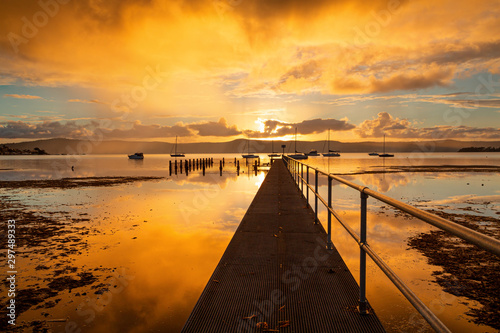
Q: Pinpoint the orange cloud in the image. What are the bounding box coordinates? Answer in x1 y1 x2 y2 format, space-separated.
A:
3 94 44 99
355 112 500 139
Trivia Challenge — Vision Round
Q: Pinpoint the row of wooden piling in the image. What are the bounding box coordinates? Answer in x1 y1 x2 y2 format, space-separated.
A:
169 156 276 176
169 158 214 176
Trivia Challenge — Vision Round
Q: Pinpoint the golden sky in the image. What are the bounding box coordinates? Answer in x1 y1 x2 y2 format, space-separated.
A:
1 0 499 142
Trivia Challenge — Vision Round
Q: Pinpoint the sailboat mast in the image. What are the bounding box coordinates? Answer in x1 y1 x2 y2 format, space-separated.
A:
175 136 178 155
295 128 297 152
383 134 385 154
328 129 330 152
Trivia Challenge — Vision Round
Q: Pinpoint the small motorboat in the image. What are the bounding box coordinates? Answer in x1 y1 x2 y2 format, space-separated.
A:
307 149 320 156
368 152 379 156
323 150 341 157
128 152 144 160
288 152 308 160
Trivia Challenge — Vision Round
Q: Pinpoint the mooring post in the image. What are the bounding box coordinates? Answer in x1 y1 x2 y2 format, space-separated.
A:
327 176 333 250
314 170 319 224
359 191 368 315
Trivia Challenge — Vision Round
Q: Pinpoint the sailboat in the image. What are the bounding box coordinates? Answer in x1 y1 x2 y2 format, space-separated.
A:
378 134 394 157
268 140 280 157
322 129 341 157
170 136 185 157
242 138 258 158
288 128 308 160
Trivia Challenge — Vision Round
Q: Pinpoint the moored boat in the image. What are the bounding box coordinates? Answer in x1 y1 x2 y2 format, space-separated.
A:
307 149 320 156
170 136 185 157
128 152 144 160
322 129 341 157
378 134 394 158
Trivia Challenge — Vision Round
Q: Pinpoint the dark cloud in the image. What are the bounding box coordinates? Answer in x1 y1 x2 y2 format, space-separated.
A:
368 67 455 93
102 122 192 139
0 118 243 139
0 121 93 139
188 118 241 137
355 112 500 139
246 118 355 138
424 41 500 65
446 99 500 109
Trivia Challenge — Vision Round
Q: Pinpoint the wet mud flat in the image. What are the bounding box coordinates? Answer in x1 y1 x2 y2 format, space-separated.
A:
408 210 500 330
336 165 500 175
0 176 163 332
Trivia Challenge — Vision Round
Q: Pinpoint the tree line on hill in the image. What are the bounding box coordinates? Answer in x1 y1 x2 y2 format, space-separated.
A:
0 145 48 155
458 147 500 152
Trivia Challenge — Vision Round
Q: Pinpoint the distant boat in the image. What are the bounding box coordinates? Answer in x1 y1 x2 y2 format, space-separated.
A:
128 152 144 160
288 128 308 160
323 129 341 157
170 136 185 157
307 149 320 156
268 140 280 157
242 137 258 158
368 152 379 156
378 134 394 158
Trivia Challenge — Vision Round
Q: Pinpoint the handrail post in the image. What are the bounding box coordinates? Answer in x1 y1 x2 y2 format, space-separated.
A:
306 165 309 205
327 176 333 250
295 160 298 184
300 163 304 193
314 170 319 224
294 160 297 183
359 191 368 315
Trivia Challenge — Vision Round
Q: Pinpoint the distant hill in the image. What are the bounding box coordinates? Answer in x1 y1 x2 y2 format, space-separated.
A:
2 138 500 155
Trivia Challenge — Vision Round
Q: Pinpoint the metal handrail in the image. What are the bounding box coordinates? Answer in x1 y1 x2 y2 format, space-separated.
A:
283 156 500 333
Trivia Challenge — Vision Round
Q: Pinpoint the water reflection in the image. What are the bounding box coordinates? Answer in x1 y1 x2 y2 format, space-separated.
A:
1 153 499 332
0 158 267 332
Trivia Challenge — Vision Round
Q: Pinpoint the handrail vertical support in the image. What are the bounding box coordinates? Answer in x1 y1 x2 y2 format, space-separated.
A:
294 160 297 183
314 170 319 224
359 191 368 315
327 176 333 250
300 163 304 193
306 165 309 205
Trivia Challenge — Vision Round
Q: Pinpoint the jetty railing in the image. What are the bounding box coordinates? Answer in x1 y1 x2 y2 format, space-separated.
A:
282 156 500 333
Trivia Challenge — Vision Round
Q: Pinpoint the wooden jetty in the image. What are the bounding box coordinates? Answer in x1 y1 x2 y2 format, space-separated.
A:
182 159 386 332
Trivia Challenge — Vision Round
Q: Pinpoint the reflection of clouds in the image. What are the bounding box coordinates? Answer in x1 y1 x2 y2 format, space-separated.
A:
173 173 238 188
430 194 500 205
343 173 414 193
304 171 414 193
71 224 232 332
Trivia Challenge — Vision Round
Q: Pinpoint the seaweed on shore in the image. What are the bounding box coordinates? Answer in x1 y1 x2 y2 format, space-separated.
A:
0 176 164 189
408 211 500 329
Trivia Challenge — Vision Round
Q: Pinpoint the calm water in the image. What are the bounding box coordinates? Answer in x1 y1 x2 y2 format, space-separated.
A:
0 153 498 332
